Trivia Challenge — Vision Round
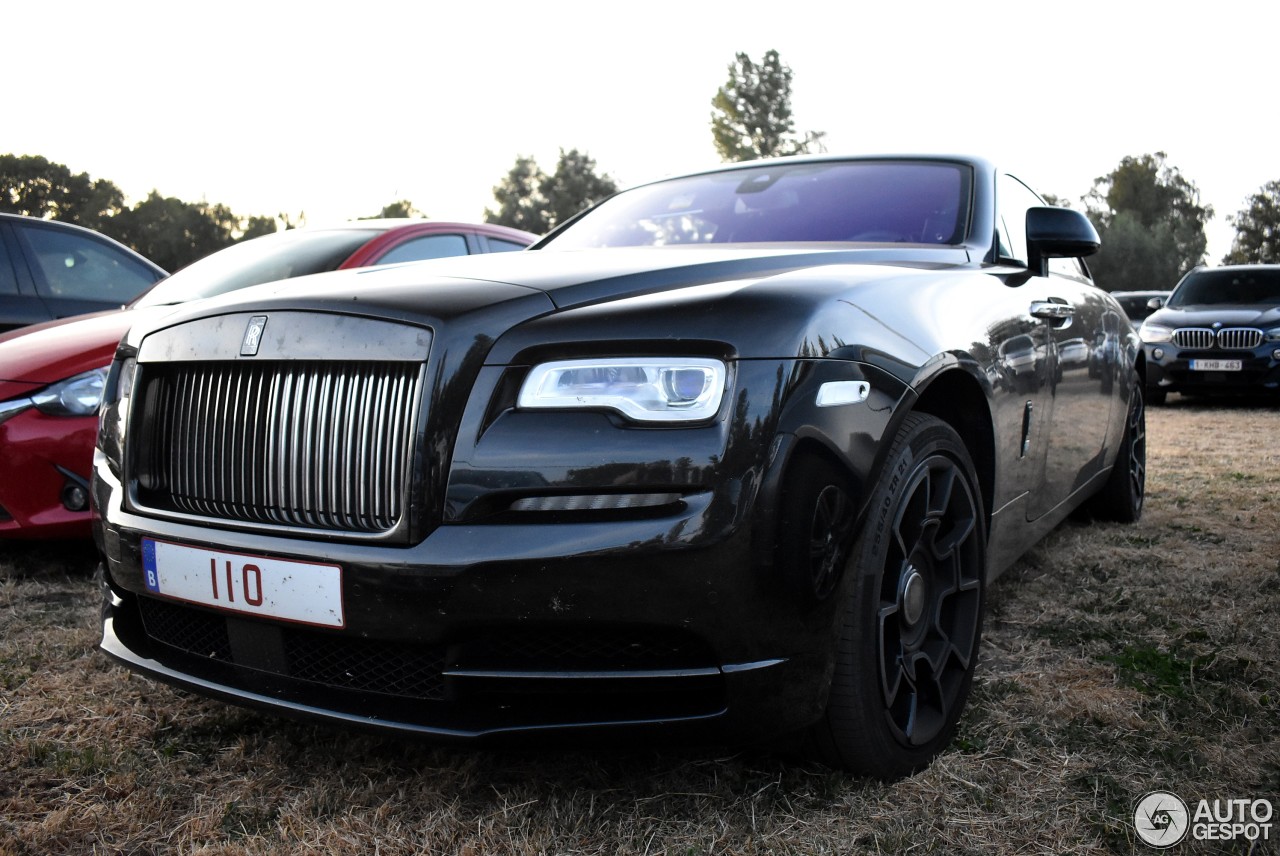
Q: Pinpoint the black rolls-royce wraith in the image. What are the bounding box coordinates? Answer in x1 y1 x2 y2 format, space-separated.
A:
93 155 1146 779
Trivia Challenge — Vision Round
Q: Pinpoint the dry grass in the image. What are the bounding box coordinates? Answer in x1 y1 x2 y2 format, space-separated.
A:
2 397 1277 855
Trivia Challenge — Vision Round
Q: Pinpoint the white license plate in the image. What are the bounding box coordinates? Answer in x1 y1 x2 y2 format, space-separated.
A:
142 538 344 628
1190 359 1242 371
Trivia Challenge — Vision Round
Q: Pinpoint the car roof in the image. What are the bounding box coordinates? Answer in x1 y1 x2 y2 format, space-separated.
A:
299 218 536 238
0 212 167 272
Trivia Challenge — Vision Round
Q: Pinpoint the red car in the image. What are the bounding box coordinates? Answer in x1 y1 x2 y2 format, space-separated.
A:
0 220 536 539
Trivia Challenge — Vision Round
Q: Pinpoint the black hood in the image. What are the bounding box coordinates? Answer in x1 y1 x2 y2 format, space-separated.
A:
1147 304 1280 329
143 245 969 327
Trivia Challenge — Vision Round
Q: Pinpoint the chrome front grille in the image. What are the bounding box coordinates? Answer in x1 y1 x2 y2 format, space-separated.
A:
134 360 421 534
1172 328 1214 349
1217 327 1263 349
1171 327 1263 350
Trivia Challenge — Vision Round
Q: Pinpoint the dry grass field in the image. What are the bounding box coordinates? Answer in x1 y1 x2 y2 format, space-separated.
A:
2 397 1277 855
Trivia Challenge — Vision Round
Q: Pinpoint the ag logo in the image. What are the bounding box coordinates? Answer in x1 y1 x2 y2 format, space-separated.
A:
1134 791 1190 848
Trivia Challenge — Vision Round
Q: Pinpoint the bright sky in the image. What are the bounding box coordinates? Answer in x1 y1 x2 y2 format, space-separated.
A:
10 1 1273 263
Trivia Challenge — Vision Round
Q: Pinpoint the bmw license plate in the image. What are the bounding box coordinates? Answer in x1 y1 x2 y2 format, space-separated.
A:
141 538 344 627
1190 359 1242 371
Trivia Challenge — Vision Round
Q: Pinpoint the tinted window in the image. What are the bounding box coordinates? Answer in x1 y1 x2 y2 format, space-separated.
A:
0 234 18 295
135 229 377 307
23 225 160 302
1169 268 1280 307
376 234 469 265
1114 293 1165 321
541 161 971 249
997 174 1085 278
996 174 1042 266
485 238 527 253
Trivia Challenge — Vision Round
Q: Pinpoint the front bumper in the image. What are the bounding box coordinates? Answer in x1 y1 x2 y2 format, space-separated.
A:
0 406 96 539
93 451 839 741
1143 343 1280 396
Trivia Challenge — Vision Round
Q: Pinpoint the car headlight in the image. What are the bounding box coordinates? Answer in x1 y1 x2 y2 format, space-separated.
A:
1265 327 1280 343
518 357 727 423
31 366 110 416
97 356 137 474
1139 322 1172 344
0 397 33 428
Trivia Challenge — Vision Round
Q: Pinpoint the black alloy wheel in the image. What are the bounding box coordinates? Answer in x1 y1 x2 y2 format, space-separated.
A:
806 483 855 600
1088 384 1146 523
808 413 986 779
776 453 857 603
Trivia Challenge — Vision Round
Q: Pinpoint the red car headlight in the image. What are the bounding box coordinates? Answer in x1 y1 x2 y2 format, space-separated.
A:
31 366 110 417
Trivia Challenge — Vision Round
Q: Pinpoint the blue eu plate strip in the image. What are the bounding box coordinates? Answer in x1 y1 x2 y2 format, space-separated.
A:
141 538 160 593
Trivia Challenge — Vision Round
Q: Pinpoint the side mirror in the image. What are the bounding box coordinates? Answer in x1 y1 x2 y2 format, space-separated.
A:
1147 296 1165 310
1026 207 1100 277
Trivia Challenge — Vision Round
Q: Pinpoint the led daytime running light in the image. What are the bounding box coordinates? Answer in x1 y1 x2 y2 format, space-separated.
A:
518 357 726 422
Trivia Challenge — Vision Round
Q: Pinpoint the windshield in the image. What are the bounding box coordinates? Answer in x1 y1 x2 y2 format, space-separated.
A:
132 229 380 307
540 161 971 250
1168 268 1280 308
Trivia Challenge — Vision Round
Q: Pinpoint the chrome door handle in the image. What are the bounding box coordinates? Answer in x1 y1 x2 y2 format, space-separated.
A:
1030 301 1074 320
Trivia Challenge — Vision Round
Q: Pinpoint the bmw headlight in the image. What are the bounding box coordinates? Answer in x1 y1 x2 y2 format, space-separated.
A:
31 366 110 416
518 357 727 423
1139 322 1172 344
1265 327 1280 343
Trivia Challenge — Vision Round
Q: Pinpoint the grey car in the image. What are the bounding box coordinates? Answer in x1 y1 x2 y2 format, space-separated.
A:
1140 265 1280 403
0 213 166 333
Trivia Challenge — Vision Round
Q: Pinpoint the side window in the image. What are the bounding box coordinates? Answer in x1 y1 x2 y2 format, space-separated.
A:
0 231 19 295
485 238 527 253
998 174 1087 279
375 234 469 265
1049 254 1087 280
996 173 1041 266
23 225 159 302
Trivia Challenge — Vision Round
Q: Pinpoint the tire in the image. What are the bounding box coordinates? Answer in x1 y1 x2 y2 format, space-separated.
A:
1088 384 1146 523
1146 385 1167 406
806 413 986 779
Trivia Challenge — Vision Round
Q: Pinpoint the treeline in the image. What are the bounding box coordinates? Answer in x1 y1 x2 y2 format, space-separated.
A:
1070 152 1279 292
0 149 621 273
0 155 420 272
696 50 1280 287
5 50 1278 284
0 154 282 271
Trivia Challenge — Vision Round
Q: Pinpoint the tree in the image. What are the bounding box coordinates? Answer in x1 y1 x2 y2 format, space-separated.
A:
240 215 281 241
710 50 824 163
541 149 617 230
0 153 124 230
1084 152 1212 292
1223 180 1280 264
103 192 242 271
2 153 282 264
485 149 617 234
1089 211 1184 291
278 211 305 231
363 200 422 219
485 155 547 233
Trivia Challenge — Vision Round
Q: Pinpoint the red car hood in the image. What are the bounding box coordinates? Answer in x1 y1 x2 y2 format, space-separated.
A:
0 307 167 387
